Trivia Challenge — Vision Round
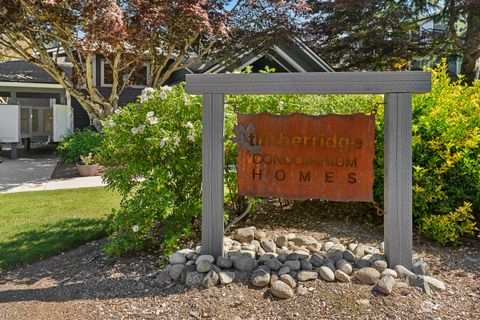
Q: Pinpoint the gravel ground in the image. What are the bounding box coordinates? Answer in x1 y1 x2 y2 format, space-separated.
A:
0 201 479 320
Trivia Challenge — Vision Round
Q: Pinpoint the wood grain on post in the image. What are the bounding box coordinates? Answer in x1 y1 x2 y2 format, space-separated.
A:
384 93 413 269
201 93 225 258
186 72 431 95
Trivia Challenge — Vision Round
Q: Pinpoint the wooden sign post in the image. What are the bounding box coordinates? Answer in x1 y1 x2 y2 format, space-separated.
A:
186 72 431 269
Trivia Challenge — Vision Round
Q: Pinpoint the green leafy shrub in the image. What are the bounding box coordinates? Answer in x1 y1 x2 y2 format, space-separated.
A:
56 129 103 164
99 86 203 255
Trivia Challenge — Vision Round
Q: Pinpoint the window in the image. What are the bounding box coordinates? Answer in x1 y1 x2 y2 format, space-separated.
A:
20 108 29 135
43 109 53 134
32 109 39 132
102 62 113 86
101 60 149 88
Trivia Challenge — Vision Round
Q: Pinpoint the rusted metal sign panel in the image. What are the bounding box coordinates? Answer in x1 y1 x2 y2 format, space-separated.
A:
234 113 375 202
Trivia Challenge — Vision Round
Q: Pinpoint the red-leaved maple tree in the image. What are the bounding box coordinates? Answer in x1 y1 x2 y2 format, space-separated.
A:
0 0 307 127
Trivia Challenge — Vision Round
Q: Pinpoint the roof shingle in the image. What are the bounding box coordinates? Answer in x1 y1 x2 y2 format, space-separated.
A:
0 61 68 84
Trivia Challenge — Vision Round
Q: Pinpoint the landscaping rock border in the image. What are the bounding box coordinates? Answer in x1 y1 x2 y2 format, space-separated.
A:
162 227 446 299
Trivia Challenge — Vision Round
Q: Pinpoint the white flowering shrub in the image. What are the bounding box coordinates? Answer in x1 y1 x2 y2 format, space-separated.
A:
99 85 203 255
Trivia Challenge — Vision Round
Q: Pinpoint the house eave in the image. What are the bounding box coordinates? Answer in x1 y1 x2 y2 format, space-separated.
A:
0 81 64 89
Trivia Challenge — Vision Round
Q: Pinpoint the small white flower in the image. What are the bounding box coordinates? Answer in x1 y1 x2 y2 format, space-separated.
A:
184 121 194 129
167 172 173 179
187 133 196 142
142 87 155 95
160 137 168 148
114 108 123 115
159 92 167 100
278 101 285 108
80 153 95 165
160 85 173 92
132 225 139 233
147 117 159 125
146 111 159 125
173 136 180 146
131 125 145 134
140 87 155 102
108 119 115 127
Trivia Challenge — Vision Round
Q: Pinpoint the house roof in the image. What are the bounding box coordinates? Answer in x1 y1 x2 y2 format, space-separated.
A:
187 38 334 74
0 61 58 83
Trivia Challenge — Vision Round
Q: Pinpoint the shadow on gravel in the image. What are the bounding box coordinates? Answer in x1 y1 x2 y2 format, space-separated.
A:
235 200 480 275
0 278 171 303
0 251 195 303
238 200 385 243
0 229 171 304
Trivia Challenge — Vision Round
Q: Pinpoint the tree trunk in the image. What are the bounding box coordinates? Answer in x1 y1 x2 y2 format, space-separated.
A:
460 12 480 85
90 118 104 131
67 90 110 131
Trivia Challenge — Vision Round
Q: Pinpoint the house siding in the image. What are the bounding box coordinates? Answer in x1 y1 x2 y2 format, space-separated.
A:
95 56 102 87
217 55 290 73
72 87 143 129
71 56 146 129
168 69 190 85
72 100 91 129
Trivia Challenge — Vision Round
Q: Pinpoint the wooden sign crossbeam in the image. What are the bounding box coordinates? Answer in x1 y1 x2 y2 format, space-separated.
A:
186 71 432 269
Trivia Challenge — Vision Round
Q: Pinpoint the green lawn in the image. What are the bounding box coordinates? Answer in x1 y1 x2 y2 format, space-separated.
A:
0 187 120 271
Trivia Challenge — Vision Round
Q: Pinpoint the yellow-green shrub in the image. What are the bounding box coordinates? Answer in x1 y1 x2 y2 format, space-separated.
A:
410 62 479 243
419 202 476 245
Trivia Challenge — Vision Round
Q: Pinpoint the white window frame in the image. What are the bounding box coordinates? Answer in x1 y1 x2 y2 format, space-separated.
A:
101 60 150 88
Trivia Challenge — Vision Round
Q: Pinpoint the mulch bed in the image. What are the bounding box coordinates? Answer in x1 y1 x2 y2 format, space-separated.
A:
0 201 479 320
50 162 106 179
